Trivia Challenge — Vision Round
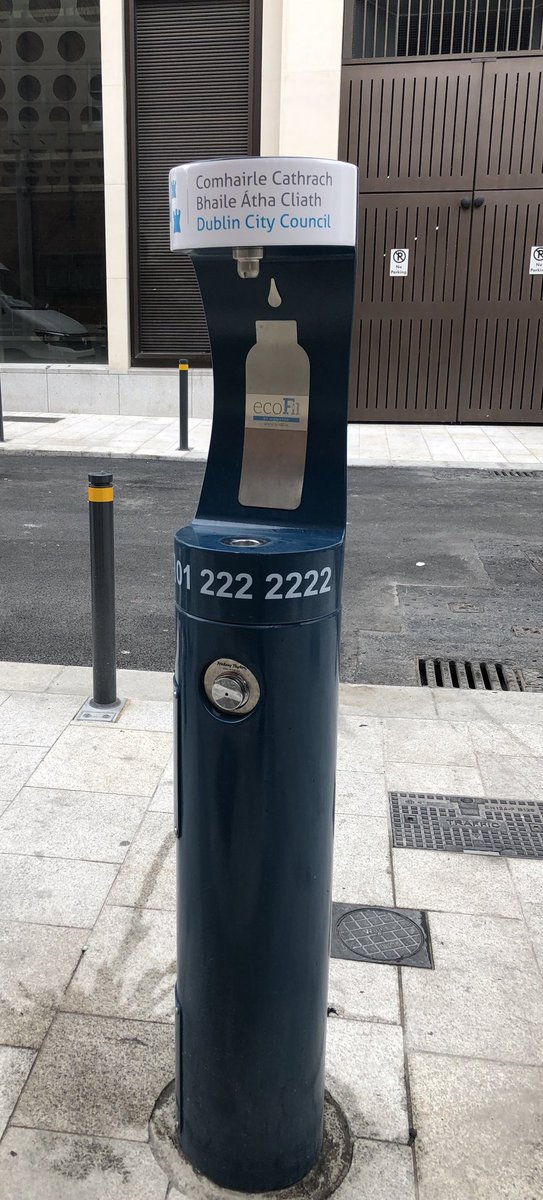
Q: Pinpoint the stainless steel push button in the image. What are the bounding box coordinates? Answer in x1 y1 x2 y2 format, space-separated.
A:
211 673 248 711
204 659 260 715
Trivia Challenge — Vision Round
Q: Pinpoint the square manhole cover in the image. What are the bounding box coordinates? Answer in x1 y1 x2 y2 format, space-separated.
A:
331 903 432 969
390 792 543 859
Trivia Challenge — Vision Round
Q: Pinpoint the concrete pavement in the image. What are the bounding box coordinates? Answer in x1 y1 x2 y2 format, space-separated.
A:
4 411 543 468
0 662 542 1198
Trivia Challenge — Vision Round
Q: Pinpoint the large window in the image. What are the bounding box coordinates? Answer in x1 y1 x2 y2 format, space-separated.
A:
0 0 107 365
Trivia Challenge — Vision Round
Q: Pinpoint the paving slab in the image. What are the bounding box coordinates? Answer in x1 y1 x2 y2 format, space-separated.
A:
0 787 150 863
64 905 176 1022
0 745 47 816
149 756 174 813
108 813 176 911
0 1046 36 1138
341 681 434 715
427 909 538 970
333 1140 416 1200
116 701 172 734
385 762 485 796
521 903 543 973
339 683 437 720
402 911 543 1064
335 768 388 816
326 1016 409 1143
47 665 173 701
327 958 401 1025
507 858 543 905
12 1012 174 1142
0 921 86 1047
0 692 80 747
392 848 521 918
333 815 393 905
432 688 543 725
0 854 117 927
477 754 543 799
410 1052 543 1200
148 780 173 813
29 726 172 797
470 720 543 758
0 663 62 692
383 718 476 767
404 959 543 1065
0 1126 170 1200
166 1136 417 1200
158 753 173 782
337 715 385 772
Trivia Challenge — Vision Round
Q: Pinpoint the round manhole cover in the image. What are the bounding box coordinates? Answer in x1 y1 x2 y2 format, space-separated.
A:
336 907 424 963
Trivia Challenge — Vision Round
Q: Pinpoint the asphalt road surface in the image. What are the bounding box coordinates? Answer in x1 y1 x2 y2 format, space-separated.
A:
1 453 543 686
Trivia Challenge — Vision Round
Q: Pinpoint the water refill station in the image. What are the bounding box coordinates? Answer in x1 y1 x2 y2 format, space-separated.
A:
169 157 357 1193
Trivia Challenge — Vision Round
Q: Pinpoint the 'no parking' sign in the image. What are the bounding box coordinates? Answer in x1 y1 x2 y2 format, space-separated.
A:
529 246 543 274
390 248 409 277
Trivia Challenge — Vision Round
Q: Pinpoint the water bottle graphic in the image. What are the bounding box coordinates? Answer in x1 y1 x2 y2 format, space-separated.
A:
239 319 310 510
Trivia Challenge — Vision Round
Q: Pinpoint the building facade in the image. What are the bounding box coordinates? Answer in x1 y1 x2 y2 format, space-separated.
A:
1 0 542 423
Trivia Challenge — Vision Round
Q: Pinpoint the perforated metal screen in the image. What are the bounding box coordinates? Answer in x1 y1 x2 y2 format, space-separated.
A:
129 0 257 363
345 0 543 59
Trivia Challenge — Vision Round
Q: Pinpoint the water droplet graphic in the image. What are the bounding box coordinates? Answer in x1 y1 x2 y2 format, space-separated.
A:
267 278 282 307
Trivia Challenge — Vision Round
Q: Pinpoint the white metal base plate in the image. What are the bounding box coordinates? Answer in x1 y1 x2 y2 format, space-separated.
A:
74 697 126 724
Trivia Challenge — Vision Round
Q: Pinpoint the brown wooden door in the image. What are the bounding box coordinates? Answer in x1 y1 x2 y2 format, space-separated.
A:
353 192 470 420
459 192 543 422
341 55 543 423
458 58 543 422
341 60 482 421
340 61 480 194
475 58 543 191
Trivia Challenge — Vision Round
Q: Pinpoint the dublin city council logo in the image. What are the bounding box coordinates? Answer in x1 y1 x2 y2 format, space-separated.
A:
171 178 181 233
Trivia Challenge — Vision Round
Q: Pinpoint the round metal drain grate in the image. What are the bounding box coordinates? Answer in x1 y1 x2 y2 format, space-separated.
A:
336 907 424 963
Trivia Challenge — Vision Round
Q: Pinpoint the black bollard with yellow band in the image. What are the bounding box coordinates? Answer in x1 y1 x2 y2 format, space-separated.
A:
88 471 118 707
178 359 189 450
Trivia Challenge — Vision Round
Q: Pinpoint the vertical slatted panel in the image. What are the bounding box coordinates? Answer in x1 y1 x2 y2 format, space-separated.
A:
132 0 253 361
351 192 469 420
459 192 543 421
341 63 479 192
477 58 543 188
340 44 543 424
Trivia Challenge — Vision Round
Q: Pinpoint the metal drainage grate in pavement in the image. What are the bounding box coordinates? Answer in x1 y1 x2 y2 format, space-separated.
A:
432 468 540 480
330 903 432 969
417 657 526 690
490 469 539 478
4 415 62 423
390 792 543 859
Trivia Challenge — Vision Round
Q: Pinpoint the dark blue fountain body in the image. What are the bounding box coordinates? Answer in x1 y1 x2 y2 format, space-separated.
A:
174 244 356 1192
